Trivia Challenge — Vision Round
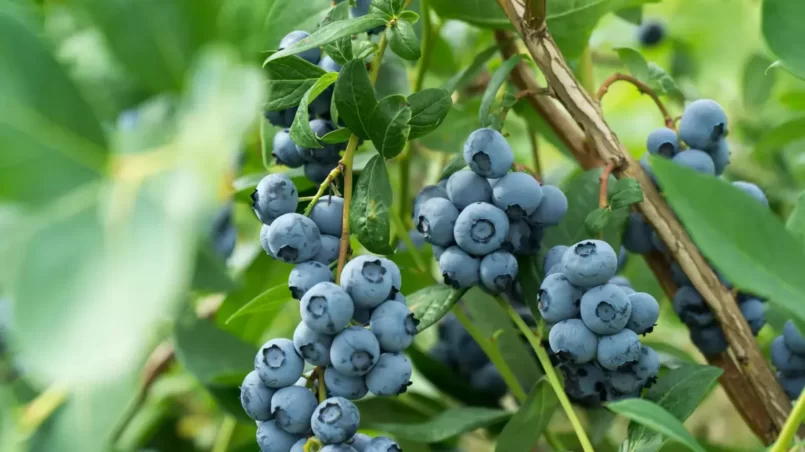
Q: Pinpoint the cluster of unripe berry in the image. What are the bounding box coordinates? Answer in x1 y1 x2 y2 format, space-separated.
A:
771 321 805 399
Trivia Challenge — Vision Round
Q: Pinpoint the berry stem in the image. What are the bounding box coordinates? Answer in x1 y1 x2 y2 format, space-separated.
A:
19 382 69 435
211 415 237 452
527 126 543 182
769 386 805 452
498 298 595 452
315 366 327 402
579 45 595 95
596 73 675 129
303 165 343 216
599 162 615 209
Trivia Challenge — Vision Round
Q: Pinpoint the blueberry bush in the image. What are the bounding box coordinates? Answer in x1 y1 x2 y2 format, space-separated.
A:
3 0 805 451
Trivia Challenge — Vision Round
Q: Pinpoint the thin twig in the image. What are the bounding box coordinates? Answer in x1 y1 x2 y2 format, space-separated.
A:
303 165 344 216
596 73 675 130
599 162 615 209
527 127 543 182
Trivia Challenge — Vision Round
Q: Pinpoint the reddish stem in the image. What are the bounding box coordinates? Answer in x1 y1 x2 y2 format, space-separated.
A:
596 73 675 130
599 162 615 209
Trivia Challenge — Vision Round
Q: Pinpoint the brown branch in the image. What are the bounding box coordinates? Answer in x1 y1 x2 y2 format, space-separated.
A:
527 127 543 181
596 73 675 130
497 0 790 443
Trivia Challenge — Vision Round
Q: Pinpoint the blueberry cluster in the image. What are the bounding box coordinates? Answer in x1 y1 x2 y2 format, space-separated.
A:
413 128 568 293
624 99 769 356
541 240 661 405
771 321 805 399
264 31 346 184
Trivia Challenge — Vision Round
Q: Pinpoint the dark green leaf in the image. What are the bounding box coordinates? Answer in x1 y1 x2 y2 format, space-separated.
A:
408 284 466 332
368 95 412 158
321 1 354 66
429 0 509 28
388 20 421 60
369 407 511 443
616 6 642 25
762 0 805 79
320 128 352 144
353 40 378 60
495 380 558 452
443 44 498 94
742 54 776 107
615 47 651 82
371 0 405 19
609 399 706 452
480 55 522 127
418 98 482 153
266 15 388 63
439 154 468 180
652 157 805 325
350 155 394 254
191 245 236 293
609 177 644 210
265 56 327 111
615 48 683 101
766 60 805 81
408 346 500 407
585 207 612 235
335 60 379 139
225 285 292 324
399 10 420 24
787 191 805 249
289 72 339 149
407 88 453 139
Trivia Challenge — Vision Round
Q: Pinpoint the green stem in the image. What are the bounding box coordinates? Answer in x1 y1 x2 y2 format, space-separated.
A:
369 32 389 85
579 45 595 95
545 430 568 451
303 165 343 216
451 306 527 403
390 211 427 272
498 298 595 452
770 389 805 452
396 143 412 231
211 416 237 452
316 367 327 403
19 383 69 435
413 0 434 93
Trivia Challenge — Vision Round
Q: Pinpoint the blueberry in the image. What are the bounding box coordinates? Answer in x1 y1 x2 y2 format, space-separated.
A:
609 368 643 393
432 245 446 260
365 436 402 452
538 273 582 323
340 255 394 309
397 229 426 252
321 445 358 452
311 397 360 444
778 372 805 399
617 246 628 272
310 196 345 237
783 321 805 355
670 261 691 287
650 230 668 254
252 174 299 224
265 108 293 128
413 185 449 220
366 352 413 396
503 219 540 255
548 318 598 363
273 129 305 168
491 172 543 220
331 326 381 376
257 420 305 452
528 185 568 226
443 320 489 373
291 438 308 452
562 362 607 404
543 245 569 274
712 139 730 175
301 282 355 335
672 286 714 327
314 234 341 264
772 336 805 376
289 261 334 300
633 345 660 385
211 205 237 259
260 224 276 257
255 338 305 388
296 120 340 163
324 366 368 400
596 329 642 370
679 99 728 150
271 386 318 434
739 298 765 335
608 275 632 289
415 198 459 247
469 362 507 398
305 161 338 184
348 433 373 451
689 324 727 356
479 251 518 293
370 301 418 352
438 246 480 289
293 322 334 366
240 370 276 421
637 21 664 47
545 263 564 277
580 284 632 335
279 30 321 64
429 341 456 369
622 213 652 254
673 149 716 175
561 240 618 288
463 128 514 178
319 55 342 73
446 170 493 210
626 292 660 335
379 258 402 296
267 213 322 263
453 202 509 256
732 181 768 207
350 0 370 17
640 153 658 186
646 127 679 158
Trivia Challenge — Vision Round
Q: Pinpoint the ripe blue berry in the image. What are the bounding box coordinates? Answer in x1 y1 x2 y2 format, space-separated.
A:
609 368 643 393
608 275 632 289
580 284 632 335
640 153 658 186
503 219 540 255
739 297 765 335
379 258 402 296
366 352 413 396
453 202 509 256
340 255 394 309
548 318 598 363
783 321 805 355
689 324 727 356
321 445 358 452
528 185 568 226
273 129 305 168
324 366 368 400
562 363 607 404
778 372 805 400
415 198 459 247
365 436 402 452
260 224 275 258
279 31 321 64
538 273 582 323
311 397 360 444
597 329 642 371
679 99 728 150
413 185 449 220
271 386 318 434
301 282 355 335
438 246 480 289
291 438 307 452
310 196 345 237
623 212 653 254
672 150 715 175
293 322 333 367
672 286 714 327
543 245 568 273
732 181 768 207
633 345 660 384
314 234 341 264
257 420 305 452
252 174 299 224
561 240 618 288
470 362 507 398
370 301 418 352
266 213 322 263
331 326 381 376
446 170 493 210
305 160 339 184
319 55 342 73
491 172 543 220
670 261 691 287
637 21 665 47
348 433 372 451
463 128 515 178
479 251 518 293
296 120 340 163
289 261 334 300
626 292 660 335
240 370 275 421
646 127 679 158
255 338 305 388
771 336 805 376
650 230 668 254
712 139 730 175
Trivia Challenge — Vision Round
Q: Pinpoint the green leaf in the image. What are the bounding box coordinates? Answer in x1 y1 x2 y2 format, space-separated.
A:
289 72 339 149
0 10 108 206
753 117 805 162
609 399 706 452
368 407 511 443
408 284 466 332
399 10 420 24
320 128 353 144
350 155 394 254
615 47 651 81
652 157 805 323
407 88 453 140
191 245 236 293
335 60 379 139
787 191 805 249
766 60 805 81
495 380 558 452
266 15 388 63
585 207 612 235
388 20 421 60
225 285 292 324
647 62 684 102
371 0 406 18
742 54 776 108
614 48 683 101
321 1 354 66
480 55 522 127
408 346 500 407
429 0 509 28
627 364 722 451
762 0 805 79
265 56 327 111
609 177 644 210
368 95 412 158
616 6 642 25
443 44 498 94
439 154 468 180
418 98 483 153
